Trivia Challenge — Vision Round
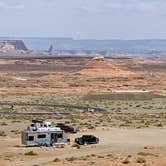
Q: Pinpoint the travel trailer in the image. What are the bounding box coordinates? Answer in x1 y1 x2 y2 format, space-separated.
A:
21 120 68 146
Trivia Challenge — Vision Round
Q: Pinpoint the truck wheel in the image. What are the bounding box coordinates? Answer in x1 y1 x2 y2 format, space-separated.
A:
84 142 88 145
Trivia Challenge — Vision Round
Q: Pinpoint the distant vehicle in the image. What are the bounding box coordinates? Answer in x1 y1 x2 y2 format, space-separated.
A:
56 123 78 133
75 135 99 145
87 108 95 113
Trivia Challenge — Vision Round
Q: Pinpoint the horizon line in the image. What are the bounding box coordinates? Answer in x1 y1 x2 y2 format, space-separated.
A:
1 36 166 41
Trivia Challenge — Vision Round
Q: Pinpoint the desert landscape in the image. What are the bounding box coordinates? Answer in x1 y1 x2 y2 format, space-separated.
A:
1 0 166 165
0 54 165 166
0 56 165 95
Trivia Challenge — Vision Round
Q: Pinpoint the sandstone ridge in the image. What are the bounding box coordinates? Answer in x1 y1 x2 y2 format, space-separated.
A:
0 40 28 52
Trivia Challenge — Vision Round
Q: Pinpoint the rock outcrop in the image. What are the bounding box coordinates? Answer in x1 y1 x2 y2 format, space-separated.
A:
0 40 28 52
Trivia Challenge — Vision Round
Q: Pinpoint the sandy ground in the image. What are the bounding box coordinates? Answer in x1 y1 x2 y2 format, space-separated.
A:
0 127 166 166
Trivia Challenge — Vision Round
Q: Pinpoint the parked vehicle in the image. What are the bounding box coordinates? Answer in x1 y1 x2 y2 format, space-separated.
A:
56 123 78 133
22 120 68 147
75 135 99 145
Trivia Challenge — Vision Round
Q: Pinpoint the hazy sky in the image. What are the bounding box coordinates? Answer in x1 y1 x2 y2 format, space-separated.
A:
0 0 166 39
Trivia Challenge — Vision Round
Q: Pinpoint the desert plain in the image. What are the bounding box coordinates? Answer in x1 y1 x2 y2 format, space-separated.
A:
0 56 166 166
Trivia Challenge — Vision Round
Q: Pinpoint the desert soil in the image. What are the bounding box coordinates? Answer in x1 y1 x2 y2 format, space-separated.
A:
0 56 165 166
0 57 165 95
0 127 166 166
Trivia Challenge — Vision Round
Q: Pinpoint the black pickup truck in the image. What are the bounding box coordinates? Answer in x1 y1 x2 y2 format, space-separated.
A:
75 135 99 145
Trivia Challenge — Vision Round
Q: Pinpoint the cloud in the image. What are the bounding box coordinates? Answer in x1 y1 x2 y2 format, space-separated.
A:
0 0 24 10
76 0 166 15
111 0 166 14
0 0 165 13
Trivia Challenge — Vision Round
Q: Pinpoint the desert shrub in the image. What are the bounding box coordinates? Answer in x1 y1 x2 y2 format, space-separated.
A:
86 155 91 158
136 104 141 108
72 143 80 149
53 158 60 162
0 122 8 126
11 120 21 123
87 125 95 129
122 157 130 164
80 122 88 126
136 157 146 163
64 121 70 124
89 162 95 165
140 120 145 123
156 122 163 127
0 131 6 136
91 154 96 157
125 119 132 124
65 157 77 162
144 121 151 126
95 121 101 125
107 154 113 158
79 156 88 160
137 152 158 157
24 151 37 156
71 119 78 123
10 130 20 134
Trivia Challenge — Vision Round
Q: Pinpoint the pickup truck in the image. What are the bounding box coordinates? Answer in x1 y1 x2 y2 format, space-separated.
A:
75 135 99 145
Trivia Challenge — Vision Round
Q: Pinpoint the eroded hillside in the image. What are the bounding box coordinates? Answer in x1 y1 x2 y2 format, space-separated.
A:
0 57 165 95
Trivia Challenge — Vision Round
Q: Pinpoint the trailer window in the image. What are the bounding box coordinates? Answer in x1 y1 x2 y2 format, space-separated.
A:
30 124 35 127
37 134 46 139
58 133 63 138
28 136 34 141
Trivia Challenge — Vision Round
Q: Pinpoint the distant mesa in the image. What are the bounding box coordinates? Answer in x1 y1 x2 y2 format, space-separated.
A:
78 56 133 76
0 40 28 52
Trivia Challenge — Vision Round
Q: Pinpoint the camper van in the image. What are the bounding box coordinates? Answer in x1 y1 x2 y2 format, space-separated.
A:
21 120 68 146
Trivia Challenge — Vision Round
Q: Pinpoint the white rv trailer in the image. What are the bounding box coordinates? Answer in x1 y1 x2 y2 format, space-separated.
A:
21 120 68 146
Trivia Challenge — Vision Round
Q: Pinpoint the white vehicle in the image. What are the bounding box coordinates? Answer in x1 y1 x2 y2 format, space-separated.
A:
22 120 68 146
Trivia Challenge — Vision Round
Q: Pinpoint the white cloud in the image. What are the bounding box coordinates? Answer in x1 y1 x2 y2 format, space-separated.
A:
0 0 24 10
110 0 166 14
0 0 165 13
76 0 166 15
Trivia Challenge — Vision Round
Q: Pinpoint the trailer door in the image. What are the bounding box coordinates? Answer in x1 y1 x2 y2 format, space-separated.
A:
51 133 57 144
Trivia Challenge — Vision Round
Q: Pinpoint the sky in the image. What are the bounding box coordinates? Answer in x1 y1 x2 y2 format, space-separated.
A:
0 0 166 39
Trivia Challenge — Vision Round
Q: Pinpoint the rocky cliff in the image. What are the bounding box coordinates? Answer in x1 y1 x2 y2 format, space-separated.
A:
0 40 28 51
